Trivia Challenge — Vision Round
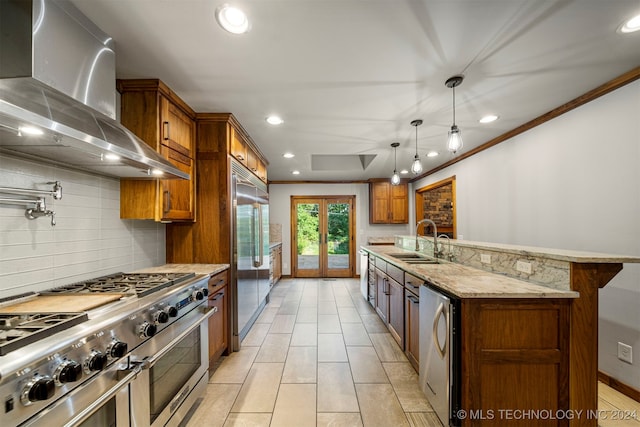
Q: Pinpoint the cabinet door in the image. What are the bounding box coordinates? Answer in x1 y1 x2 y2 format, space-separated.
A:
160 145 195 221
375 270 389 323
405 292 420 371
256 161 267 182
208 286 227 365
388 278 405 348
390 184 408 223
161 96 194 153
369 182 391 223
246 148 259 173
230 128 247 164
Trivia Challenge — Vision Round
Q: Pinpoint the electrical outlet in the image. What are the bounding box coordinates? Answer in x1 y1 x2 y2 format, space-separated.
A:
516 260 532 274
618 342 633 364
480 254 491 264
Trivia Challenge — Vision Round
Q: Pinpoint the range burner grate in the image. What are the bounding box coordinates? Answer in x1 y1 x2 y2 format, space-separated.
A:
43 272 196 297
0 312 89 356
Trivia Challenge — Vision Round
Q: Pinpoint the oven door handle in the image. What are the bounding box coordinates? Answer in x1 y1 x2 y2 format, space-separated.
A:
137 306 216 370
63 365 142 427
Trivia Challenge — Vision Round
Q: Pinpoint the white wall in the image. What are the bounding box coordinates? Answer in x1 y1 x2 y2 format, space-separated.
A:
412 80 640 389
268 182 410 275
0 154 166 299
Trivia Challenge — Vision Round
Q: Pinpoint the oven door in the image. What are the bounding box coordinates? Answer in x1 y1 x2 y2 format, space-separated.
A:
130 304 214 427
21 359 137 427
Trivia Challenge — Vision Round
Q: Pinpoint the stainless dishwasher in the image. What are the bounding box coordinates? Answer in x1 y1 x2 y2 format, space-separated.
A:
419 285 461 426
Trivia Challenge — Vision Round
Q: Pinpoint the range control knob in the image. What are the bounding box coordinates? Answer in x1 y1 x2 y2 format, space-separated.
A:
192 289 204 301
154 310 169 324
165 306 178 318
138 321 157 339
20 376 55 405
53 361 83 386
192 288 208 301
108 341 128 359
84 351 108 374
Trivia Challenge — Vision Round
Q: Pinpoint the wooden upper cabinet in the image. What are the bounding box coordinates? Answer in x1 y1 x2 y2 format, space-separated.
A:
229 120 269 182
117 79 196 222
369 180 408 224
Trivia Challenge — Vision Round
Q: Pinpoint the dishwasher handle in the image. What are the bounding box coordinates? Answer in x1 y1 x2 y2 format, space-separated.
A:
432 302 448 359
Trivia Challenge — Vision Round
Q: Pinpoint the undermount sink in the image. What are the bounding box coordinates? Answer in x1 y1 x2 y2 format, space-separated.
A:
387 253 439 264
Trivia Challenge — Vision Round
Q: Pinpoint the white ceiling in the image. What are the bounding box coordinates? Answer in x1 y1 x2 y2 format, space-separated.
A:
70 0 640 181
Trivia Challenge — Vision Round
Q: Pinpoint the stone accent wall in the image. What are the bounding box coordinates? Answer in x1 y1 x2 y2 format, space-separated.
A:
421 183 453 229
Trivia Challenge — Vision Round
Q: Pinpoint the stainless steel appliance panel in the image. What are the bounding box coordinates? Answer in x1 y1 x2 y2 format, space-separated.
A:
231 160 269 350
359 250 368 300
419 285 452 426
129 307 212 427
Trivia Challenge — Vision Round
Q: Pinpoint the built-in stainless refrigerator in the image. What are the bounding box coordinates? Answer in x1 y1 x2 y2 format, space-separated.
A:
231 161 270 350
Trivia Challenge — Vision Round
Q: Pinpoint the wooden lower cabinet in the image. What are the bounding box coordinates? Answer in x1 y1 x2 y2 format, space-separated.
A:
404 290 420 372
207 270 229 369
387 277 404 347
374 268 389 324
459 299 570 426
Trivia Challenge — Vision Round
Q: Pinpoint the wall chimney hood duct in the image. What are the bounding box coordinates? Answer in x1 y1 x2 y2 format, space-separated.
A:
0 0 189 180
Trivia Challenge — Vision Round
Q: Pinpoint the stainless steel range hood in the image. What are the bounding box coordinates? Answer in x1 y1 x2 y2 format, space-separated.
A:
0 0 189 180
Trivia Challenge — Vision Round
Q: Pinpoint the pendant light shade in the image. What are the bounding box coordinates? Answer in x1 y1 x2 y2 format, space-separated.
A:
410 119 423 174
445 75 464 153
390 142 400 185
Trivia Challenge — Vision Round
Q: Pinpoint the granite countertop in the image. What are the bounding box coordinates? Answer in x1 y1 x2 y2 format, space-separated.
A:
367 236 396 245
395 236 640 264
135 263 229 276
363 246 578 299
269 242 282 249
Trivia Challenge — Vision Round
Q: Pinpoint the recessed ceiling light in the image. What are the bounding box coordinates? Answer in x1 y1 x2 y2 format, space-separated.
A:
400 169 409 174
215 4 250 34
619 14 640 33
291 170 300 175
427 151 439 157
266 115 284 125
104 153 120 161
283 152 295 158
479 114 499 124
19 126 43 136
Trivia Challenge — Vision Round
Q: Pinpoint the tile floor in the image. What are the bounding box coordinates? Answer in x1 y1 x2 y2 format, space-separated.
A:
185 278 640 427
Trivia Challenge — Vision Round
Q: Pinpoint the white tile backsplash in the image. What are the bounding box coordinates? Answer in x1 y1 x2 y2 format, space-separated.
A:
0 154 166 299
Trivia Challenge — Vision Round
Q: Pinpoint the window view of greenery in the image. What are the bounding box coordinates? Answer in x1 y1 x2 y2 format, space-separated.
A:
296 203 350 256
297 204 319 255
327 203 350 254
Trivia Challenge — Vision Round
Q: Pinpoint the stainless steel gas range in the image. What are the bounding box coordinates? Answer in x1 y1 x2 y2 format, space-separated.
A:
0 272 214 427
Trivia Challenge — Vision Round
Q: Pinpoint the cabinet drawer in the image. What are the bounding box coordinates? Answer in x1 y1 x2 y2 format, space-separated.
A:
404 273 423 296
208 270 228 293
387 263 404 284
374 257 386 271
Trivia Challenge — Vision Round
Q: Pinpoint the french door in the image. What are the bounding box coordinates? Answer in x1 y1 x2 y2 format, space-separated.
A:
291 196 355 278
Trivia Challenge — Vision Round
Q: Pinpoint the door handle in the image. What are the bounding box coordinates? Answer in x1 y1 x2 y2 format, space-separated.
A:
432 302 448 359
163 121 170 141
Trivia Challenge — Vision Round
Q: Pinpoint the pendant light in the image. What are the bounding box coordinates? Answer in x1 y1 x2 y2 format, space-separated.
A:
410 119 423 174
390 142 400 185
445 75 464 153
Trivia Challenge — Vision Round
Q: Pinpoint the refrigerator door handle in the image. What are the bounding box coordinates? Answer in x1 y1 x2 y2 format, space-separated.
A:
257 203 264 267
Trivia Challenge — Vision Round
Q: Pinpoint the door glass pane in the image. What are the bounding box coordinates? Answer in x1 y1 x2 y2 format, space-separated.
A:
327 202 350 270
296 203 320 270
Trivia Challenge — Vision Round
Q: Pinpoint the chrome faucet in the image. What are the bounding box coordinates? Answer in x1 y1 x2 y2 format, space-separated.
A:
437 234 452 260
25 198 56 226
415 218 438 257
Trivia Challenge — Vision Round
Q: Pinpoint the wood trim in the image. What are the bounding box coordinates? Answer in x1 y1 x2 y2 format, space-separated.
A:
598 371 640 403
414 175 457 238
410 66 640 181
116 78 196 118
270 180 370 185
195 112 269 165
568 263 623 426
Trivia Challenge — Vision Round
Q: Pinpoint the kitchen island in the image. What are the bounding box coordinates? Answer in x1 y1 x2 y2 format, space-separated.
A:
362 242 640 427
